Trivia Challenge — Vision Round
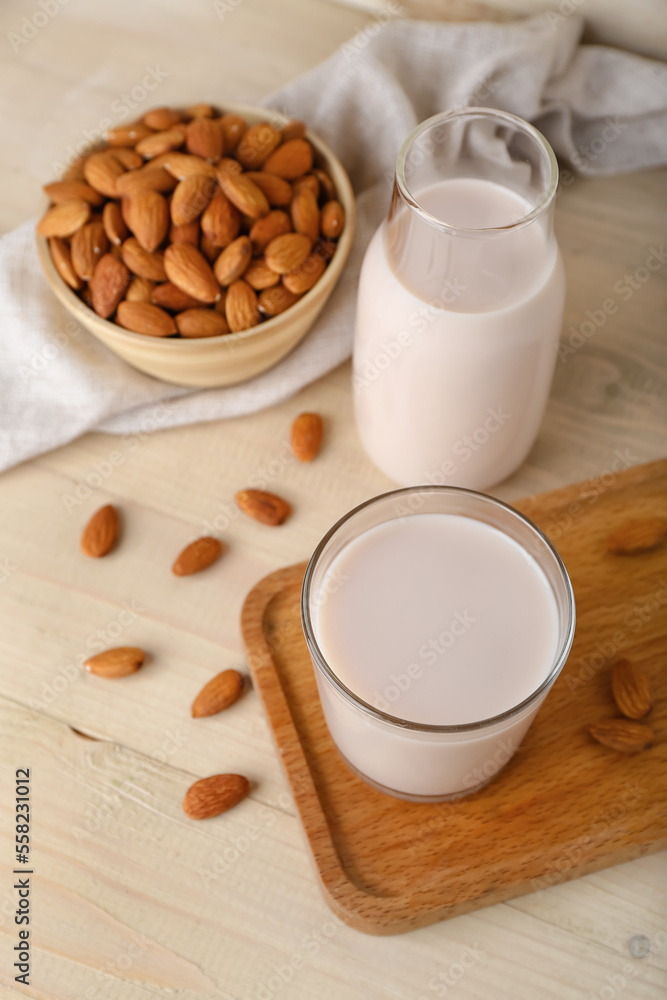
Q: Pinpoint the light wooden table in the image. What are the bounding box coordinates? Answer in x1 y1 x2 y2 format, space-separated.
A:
0 1 666 997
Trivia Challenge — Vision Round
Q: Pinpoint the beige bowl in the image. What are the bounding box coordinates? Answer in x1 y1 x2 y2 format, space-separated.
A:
36 104 355 388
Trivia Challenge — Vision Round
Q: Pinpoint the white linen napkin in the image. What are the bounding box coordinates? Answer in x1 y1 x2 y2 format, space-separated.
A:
2 13 666 472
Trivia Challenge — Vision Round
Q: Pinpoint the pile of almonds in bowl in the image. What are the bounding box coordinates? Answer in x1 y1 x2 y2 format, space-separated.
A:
37 103 348 340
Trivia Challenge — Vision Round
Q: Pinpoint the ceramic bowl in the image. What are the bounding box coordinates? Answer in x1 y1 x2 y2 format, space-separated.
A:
36 104 355 388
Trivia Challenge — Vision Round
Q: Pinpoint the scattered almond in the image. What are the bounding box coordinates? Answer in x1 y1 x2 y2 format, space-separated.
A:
589 719 653 753
85 647 145 678
607 517 667 555
83 151 126 198
136 128 185 160
81 503 119 557
162 151 217 181
611 659 653 719
243 258 280 291
152 282 200 311
291 189 320 244
192 669 244 717
106 123 153 147
219 112 247 151
291 412 323 462
172 536 224 575
126 276 155 303
201 189 240 247
283 253 326 295
144 106 182 130
183 773 250 820
236 488 291 526
169 220 200 246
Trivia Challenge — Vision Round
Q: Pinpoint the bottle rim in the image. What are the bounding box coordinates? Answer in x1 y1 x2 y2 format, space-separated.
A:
395 107 560 239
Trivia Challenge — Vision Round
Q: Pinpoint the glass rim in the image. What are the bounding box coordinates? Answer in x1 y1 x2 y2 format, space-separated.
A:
395 107 560 239
301 486 576 735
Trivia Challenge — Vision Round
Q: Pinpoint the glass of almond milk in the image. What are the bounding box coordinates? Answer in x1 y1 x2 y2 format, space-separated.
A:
302 488 575 801
354 109 565 490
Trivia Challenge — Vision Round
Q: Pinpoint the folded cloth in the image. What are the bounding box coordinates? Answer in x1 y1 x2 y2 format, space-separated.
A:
2 13 666 472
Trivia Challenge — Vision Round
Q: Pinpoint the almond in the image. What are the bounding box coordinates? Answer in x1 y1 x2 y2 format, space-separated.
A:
164 243 220 303
85 647 145 679
81 503 119 557
127 189 169 252
169 221 200 246
264 232 311 274
201 189 240 248
243 258 280 291
183 773 250 820
102 201 129 245
191 669 243 717
187 102 216 120
263 139 313 180
291 412 323 462
245 171 293 207
321 200 345 238
170 175 217 226
235 122 282 168
37 199 90 238
49 237 82 290
113 148 144 171
151 282 200 311
219 112 247 151
258 284 301 317
589 719 653 753
90 253 130 317
312 168 336 202
236 489 291 526
225 279 259 332
611 659 653 719
216 157 244 177
282 253 326 295
106 123 153 147
71 221 109 281
186 117 223 160
200 233 220 263
291 189 319 243
162 152 217 181
126 276 155 303
121 238 167 281
43 180 103 207
136 128 186 159
172 536 224 576
281 120 306 142
63 156 88 182
83 151 126 198
217 172 269 220
143 106 182 131
607 517 667 555
116 166 176 197
293 174 319 198
249 210 292 255
213 236 252 286
116 300 176 337
176 308 230 338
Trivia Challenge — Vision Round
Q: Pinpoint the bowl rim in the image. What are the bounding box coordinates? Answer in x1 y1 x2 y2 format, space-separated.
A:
36 102 356 350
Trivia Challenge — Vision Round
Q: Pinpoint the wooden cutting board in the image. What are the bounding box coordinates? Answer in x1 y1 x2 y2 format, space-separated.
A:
240 459 667 935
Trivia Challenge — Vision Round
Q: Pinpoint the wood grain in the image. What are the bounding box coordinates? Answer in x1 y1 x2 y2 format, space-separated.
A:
241 460 667 934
